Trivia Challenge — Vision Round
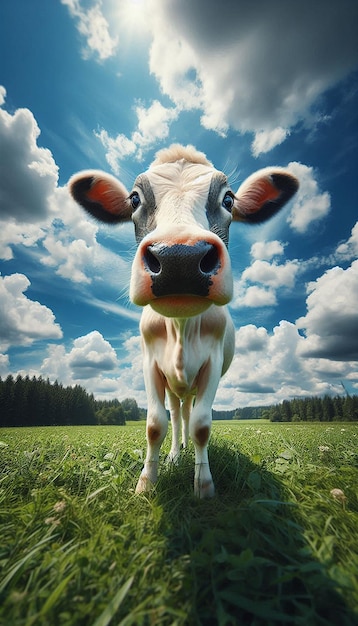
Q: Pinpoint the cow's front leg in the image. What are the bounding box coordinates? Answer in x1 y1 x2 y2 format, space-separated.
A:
166 391 181 463
181 395 193 449
136 365 167 494
190 411 215 498
136 405 168 493
190 360 222 498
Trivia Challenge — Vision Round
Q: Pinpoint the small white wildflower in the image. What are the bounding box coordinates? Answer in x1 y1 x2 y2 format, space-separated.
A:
330 488 347 505
133 449 143 460
45 517 61 526
104 452 115 460
318 445 330 452
341 428 346 432
256 429 262 434
53 500 66 514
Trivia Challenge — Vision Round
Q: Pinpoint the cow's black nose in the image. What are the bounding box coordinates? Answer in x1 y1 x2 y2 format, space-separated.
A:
143 241 221 298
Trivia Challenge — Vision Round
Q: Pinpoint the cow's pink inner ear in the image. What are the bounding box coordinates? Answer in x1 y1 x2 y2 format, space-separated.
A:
86 179 122 215
237 178 281 216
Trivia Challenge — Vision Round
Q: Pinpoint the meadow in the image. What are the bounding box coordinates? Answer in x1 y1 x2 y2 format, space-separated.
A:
0 421 357 625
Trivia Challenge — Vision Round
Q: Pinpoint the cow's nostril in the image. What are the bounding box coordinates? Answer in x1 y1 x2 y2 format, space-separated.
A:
200 245 220 274
144 246 161 274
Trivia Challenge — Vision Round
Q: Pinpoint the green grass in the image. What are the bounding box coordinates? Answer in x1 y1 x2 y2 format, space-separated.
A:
0 421 357 625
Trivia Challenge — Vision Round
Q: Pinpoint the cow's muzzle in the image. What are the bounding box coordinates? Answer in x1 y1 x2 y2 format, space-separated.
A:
143 241 220 298
130 234 233 316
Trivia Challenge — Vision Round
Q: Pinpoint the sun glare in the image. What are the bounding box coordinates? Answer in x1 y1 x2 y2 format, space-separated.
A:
115 0 151 36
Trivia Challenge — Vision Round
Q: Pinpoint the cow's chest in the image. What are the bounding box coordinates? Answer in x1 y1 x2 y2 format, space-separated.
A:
141 307 220 399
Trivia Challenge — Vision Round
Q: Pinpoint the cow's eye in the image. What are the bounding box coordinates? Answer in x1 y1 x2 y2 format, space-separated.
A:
130 192 141 210
222 192 234 211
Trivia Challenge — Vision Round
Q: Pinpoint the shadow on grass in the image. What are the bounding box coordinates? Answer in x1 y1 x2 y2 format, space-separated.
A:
155 439 357 626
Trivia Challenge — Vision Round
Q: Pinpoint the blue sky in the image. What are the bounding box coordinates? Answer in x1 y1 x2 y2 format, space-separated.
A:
0 0 358 409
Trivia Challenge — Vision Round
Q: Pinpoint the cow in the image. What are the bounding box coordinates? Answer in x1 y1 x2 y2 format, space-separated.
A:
69 144 298 497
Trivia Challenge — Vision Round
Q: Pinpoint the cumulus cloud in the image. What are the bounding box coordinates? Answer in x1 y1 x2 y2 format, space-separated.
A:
0 86 6 106
232 256 299 309
38 331 118 383
297 260 358 360
335 221 358 261
286 162 331 233
0 222 46 261
0 352 10 378
218 320 342 408
96 100 179 173
234 324 269 353
146 0 358 148
68 330 118 378
0 273 62 350
0 94 135 305
242 259 299 290
250 240 285 261
0 100 59 223
251 128 289 157
234 285 277 308
61 0 118 60
41 234 93 284
35 330 147 403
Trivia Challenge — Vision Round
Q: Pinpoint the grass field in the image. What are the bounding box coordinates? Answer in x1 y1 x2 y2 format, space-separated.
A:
0 421 357 625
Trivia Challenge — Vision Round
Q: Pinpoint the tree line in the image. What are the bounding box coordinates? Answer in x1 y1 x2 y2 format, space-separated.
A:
262 394 358 422
214 395 358 422
1 375 357 427
0 375 143 427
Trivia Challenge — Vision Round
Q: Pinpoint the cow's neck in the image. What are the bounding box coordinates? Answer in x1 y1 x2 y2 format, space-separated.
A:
165 313 202 342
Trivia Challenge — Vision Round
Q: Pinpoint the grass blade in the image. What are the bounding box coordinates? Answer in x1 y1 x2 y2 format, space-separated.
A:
93 576 134 626
39 571 75 615
0 534 55 594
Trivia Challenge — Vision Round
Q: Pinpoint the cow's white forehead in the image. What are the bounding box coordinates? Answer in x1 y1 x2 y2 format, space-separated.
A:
146 160 218 203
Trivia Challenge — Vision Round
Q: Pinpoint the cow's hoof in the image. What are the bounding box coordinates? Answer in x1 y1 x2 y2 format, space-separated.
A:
135 474 154 494
194 478 215 498
166 451 180 465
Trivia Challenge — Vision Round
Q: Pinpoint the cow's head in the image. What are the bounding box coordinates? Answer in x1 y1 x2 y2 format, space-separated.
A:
69 144 298 317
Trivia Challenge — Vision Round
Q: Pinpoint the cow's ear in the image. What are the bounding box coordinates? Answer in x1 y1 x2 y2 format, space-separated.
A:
68 170 132 223
232 167 299 223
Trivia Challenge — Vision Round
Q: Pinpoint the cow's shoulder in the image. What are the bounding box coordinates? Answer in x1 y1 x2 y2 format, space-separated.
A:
140 306 167 343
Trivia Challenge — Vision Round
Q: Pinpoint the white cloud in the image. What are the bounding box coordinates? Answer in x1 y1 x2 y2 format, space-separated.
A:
335 221 358 261
250 240 285 261
234 324 269 353
0 273 62 350
68 330 118 378
286 162 331 233
133 100 179 150
38 331 118 384
146 0 358 143
232 256 299 309
0 222 46 261
234 285 277 308
34 330 147 404
218 320 343 408
0 352 10 378
41 233 93 284
61 0 118 60
0 97 135 300
0 86 6 107
0 105 58 223
95 130 136 175
96 100 179 172
242 259 299 289
297 260 358 360
251 127 289 157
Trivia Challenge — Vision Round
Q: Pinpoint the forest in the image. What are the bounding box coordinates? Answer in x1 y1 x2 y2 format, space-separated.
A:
0 375 143 427
0 375 357 427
